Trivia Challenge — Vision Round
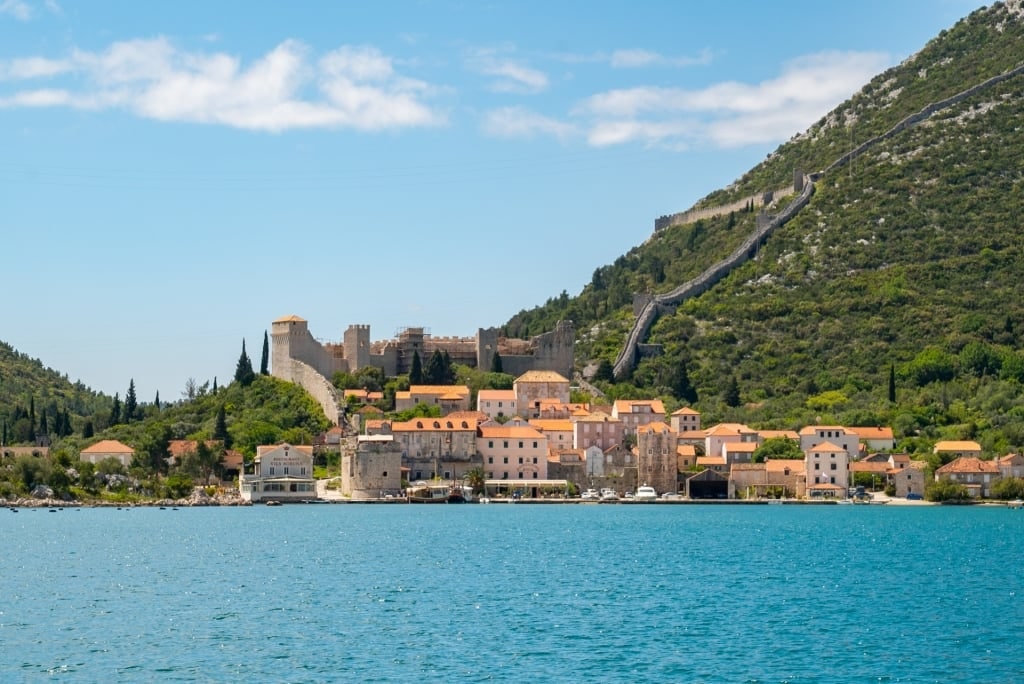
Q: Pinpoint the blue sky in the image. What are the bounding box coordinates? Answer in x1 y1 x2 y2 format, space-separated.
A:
1 0 985 402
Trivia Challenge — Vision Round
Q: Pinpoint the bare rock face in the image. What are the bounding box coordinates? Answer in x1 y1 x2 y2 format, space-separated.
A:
31 484 54 499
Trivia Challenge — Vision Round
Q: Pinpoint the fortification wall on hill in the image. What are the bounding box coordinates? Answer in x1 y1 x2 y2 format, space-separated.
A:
613 60 1024 379
282 358 343 426
653 183 795 232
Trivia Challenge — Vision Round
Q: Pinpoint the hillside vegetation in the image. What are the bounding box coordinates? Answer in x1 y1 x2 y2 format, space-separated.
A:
504 1 1024 456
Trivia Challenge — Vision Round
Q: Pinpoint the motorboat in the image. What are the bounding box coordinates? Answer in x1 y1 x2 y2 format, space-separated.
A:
634 485 657 502
600 488 619 502
581 488 600 501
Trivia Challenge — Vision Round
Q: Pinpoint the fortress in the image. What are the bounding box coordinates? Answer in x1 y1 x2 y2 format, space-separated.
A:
271 315 575 424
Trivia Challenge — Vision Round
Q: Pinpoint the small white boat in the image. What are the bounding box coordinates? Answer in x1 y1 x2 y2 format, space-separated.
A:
477 496 491 504
600 488 619 501
581 488 600 501
1008 499 1023 510
634 485 657 502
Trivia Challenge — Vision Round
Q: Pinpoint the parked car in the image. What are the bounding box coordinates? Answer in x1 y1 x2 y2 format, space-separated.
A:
906 492 923 500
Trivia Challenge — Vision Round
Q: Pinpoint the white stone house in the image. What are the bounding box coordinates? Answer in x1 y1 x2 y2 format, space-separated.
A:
240 443 316 502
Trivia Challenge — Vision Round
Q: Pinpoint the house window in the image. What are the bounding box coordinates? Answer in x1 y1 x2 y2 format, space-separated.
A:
503 457 508 464
533 441 538 448
284 467 290 475
503 441 509 448
518 473 524 479
301 467 306 475
382 471 388 477
488 441 493 448
830 463 837 471
269 467 275 475
502 473 508 480
488 457 493 464
518 457 523 464
533 472 538 479
498 402 503 407
519 441 524 449
532 457 537 464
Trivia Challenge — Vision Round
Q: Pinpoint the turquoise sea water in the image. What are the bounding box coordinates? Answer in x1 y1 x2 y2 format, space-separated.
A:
2 504 1023 683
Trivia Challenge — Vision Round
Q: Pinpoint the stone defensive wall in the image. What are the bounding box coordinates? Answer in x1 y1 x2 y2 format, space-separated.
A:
654 183 796 233
614 177 814 380
279 357 344 426
613 61 1024 380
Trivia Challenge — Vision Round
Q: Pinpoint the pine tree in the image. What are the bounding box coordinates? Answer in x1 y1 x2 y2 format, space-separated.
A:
409 350 423 384
234 339 256 387
888 364 897 403
490 351 504 374
110 393 122 425
260 330 270 375
125 379 138 423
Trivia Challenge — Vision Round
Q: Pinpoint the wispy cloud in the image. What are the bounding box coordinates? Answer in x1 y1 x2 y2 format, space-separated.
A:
465 48 548 94
609 48 713 69
0 0 32 20
0 38 447 132
479 50 888 149
577 50 889 148
481 106 576 141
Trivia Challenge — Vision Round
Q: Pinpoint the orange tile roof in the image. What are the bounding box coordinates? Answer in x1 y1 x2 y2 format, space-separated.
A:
392 417 479 432
849 461 890 474
614 399 666 414
515 370 570 383
849 426 895 440
407 385 471 397
933 440 982 453
798 425 849 435
529 419 573 432
637 422 674 435
574 412 620 424
81 439 134 454
478 389 515 400
697 455 726 465
724 442 758 453
936 457 999 474
677 444 696 456
672 407 699 415
758 430 799 440
808 441 845 453
479 425 546 439
765 459 805 473
705 423 754 436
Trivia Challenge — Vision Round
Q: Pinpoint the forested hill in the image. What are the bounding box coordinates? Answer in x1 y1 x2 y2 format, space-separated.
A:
0 340 112 443
502 1 1024 455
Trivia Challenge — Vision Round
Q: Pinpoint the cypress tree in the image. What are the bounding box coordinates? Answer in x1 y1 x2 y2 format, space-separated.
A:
594 359 614 383
213 404 232 450
234 339 256 387
125 379 138 423
672 361 698 404
82 420 94 439
154 391 161 411
29 397 35 433
888 364 897 403
260 330 270 375
490 351 504 374
39 408 48 436
212 377 218 394
425 350 446 385
110 393 122 426
2 419 6 446
409 350 423 384
442 350 455 384
724 376 741 408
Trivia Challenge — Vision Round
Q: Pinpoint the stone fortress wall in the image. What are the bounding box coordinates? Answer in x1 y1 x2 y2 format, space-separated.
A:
272 315 574 424
614 61 1024 380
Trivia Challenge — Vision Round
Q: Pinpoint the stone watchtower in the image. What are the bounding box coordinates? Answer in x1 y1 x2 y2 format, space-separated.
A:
343 324 371 372
271 315 309 382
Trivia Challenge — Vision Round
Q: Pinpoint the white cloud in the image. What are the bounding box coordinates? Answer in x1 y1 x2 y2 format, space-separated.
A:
0 38 447 132
610 48 712 69
481 106 576 141
0 0 31 20
577 50 889 149
465 48 548 94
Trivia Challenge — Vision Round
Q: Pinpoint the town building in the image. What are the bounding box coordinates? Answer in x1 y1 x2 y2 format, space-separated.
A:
805 441 849 498
933 440 983 460
636 422 677 494
572 412 624 451
80 440 134 468
395 385 471 415
798 426 859 460
477 389 516 419
669 406 701 433
612 399 666 436
239 443 316 502
514 371 570 417
935 456 1000 497
478 423 548 481
342 435 403 499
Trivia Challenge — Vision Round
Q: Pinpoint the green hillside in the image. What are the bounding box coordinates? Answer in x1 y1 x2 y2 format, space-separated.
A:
505 1 1024 455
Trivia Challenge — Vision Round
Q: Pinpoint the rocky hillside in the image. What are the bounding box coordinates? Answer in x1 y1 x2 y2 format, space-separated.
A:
504 1 1024 455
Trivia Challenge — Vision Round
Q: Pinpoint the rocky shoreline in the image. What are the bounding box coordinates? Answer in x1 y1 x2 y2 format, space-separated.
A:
2 490 252 509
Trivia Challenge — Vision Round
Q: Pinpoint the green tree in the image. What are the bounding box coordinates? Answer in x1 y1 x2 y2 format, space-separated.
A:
425 350 447 385
490 351 504 374
888 363 897 403
992 477 1024 500
125 379 138 423
724 375 741 408
234 339 256 387
594 359 615 383
260 330 270 376
464 467 487 495
213 404 232 450
109 393 122 426
752 437 804 462
38 408 47 437
82 420 94 439
154 390 161 411
925 477 969 502
671 360 697 403
409 351 423 384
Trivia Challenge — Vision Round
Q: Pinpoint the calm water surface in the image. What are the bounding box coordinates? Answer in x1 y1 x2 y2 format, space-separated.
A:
2 504 1022 683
